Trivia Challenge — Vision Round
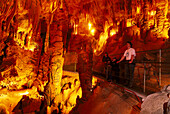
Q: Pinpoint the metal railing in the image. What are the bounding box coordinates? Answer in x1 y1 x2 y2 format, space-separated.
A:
93 48 170 94
135 48 170 93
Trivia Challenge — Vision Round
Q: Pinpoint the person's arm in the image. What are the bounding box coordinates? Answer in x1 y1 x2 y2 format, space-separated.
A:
117 55 125 63
129 55 134 63
117 50 126 63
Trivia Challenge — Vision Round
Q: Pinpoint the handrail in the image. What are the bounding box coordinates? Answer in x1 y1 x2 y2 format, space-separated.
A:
110 82 143 103
132 61 170 64
94 61 170 65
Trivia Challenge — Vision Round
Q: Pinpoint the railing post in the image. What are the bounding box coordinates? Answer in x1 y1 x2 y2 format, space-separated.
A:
159 49 161 86
144 63 146 93
106 65 108 80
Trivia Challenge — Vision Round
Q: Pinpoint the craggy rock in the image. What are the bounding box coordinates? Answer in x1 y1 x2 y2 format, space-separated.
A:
13 95 42 113
141 85 170 114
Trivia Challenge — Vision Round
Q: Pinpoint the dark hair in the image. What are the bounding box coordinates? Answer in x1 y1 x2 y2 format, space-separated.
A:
127 41 132 48
113 57 116 59
104 52 108 56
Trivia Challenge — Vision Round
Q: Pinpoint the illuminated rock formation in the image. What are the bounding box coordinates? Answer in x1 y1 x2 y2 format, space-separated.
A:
0 0 169 113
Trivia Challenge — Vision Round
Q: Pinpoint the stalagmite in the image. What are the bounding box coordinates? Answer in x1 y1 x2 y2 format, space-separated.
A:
44 9 65 112
77 40 93 100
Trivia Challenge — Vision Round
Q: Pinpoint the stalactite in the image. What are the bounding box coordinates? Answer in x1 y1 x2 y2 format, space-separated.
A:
5 0 16 33
142 0 149 30
127 0 132 16
153 0 169 38
139 0 150 41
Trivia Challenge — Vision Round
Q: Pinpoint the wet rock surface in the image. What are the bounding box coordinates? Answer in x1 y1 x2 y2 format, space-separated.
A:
71 81 140 114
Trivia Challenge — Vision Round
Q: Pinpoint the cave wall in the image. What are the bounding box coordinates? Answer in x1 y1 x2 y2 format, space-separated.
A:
0 0 80 113
0 0 169 113
66 0 169 75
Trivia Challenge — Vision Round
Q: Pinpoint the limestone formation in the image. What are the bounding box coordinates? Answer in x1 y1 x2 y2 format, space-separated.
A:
0 0 169 113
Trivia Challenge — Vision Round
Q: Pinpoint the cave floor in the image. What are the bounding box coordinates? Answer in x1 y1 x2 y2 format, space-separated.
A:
70 79 141 114
71 71 170 114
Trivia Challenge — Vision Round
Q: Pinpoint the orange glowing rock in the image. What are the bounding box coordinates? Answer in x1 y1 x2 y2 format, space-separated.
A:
110 29 116 36
88 22 92 30
148 11 156 16
54 71 82 113
92 76 98 88
90 29 95 36
95 21 112 55
137 7 140 14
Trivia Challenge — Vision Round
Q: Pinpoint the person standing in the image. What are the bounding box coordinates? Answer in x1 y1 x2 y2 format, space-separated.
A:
102 52 112 81
117 41 136 87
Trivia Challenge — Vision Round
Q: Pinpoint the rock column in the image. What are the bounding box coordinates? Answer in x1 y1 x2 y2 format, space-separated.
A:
77 40 93 100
